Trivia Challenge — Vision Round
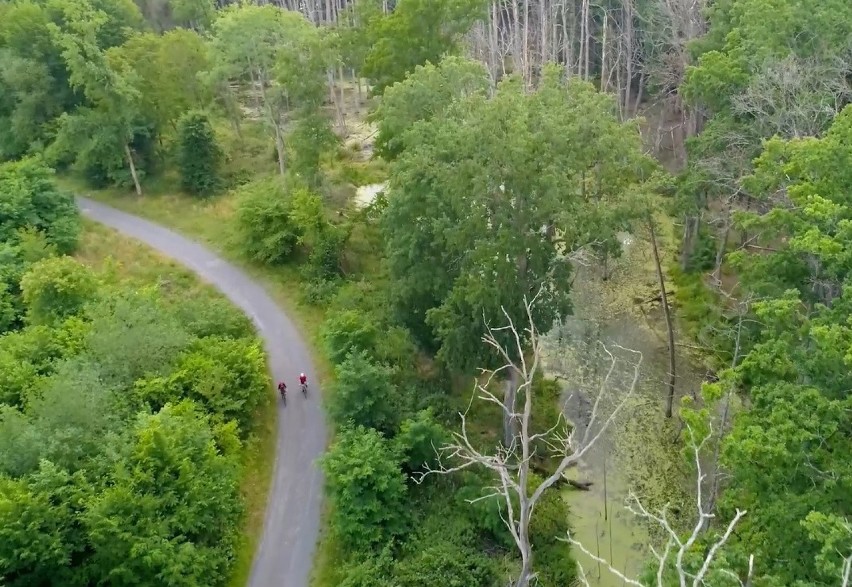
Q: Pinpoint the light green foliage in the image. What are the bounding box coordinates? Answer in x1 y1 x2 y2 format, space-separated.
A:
360 0 487 94
139 336 267 434
20 257 97 326
329 350 399 434
84 291 193 388
286 111 338 188
0 158 80 254
383 66 653 369
321 425 408 551
169 0 216 31
233 178 300 265
84 402 242 587
47 0 149 189
705 109 852 585
372 56 491 159
177 110 222 196
211 4 335 176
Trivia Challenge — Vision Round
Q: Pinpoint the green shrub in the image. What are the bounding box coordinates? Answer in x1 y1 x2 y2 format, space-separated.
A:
177 111 222 197
321 425 409 552
394 409 447 473
233 178 300 265
138 336 268 435
393 540 498 587
20 257 98 326
329 351 399 435
321 309 380 365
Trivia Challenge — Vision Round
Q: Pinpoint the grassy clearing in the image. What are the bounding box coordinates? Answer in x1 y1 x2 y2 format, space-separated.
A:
75 220 278 587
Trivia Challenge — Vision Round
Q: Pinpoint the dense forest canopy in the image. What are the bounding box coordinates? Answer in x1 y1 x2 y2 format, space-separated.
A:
0 0 850 586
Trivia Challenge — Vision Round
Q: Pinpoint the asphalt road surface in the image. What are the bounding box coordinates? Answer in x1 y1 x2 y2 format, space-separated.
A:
78 197 327 587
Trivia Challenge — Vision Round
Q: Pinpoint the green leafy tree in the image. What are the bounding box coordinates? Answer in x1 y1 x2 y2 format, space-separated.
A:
708 107 852 585
329 350 398 434
321 309 379 365
107 29 211 138
169 0 215 31
47 0 149 194
393 541 497 587
360 0 487 94
320 425 408 551
137 336 267 434
177 110 221 196
372 56 491 159
25 360 119 473
211 4 331 177
393 409 446 473
286 110 337 188
84 291 192 388
382 66 653 368
233 178 300 265
84 402 242 587
0 462 91 586
20 257 97 326
0 158 80 254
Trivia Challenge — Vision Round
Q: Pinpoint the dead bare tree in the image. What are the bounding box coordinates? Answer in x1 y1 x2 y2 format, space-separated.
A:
567 422 751 587
416 293 642 587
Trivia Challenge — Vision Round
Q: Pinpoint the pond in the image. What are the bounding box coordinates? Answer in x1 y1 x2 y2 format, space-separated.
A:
541 233 706 585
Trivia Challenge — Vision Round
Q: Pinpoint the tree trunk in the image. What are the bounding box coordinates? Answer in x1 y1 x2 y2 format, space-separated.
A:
124 143 142 196
649 217 677 418
503 370 519 448
712 203 732 285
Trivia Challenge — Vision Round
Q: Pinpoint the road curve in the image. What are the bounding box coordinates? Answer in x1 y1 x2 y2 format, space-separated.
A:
78 197 327 587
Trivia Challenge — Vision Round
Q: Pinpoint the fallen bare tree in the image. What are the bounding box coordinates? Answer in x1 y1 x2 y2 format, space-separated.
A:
415 293 642 587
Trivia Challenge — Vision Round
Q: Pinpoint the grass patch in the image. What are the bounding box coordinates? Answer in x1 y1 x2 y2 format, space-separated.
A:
75 220 279 587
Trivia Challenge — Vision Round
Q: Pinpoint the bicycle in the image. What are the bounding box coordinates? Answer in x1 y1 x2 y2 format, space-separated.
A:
300 382 308 397
278 384 286 406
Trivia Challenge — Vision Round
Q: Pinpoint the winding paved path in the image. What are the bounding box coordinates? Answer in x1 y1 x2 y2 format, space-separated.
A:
78 197 327 587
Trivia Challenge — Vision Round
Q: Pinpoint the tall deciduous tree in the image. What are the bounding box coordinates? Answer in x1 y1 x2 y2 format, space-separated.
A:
48 0 147 194
359 0 486 94
382 65 653 370
211 4 332 177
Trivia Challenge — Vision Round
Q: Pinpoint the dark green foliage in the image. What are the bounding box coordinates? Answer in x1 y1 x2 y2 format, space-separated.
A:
393 540 498 587
177 110 221 197
529 489 576 585
393 409 447 473
329 351 399 435
321 425 409 551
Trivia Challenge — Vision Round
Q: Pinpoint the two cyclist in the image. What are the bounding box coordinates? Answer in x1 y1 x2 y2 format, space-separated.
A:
277 373 308 403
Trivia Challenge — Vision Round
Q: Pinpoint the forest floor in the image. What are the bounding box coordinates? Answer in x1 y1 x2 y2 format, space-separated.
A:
74 220 278 587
